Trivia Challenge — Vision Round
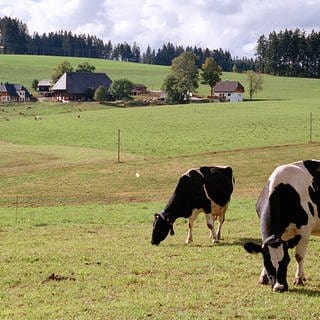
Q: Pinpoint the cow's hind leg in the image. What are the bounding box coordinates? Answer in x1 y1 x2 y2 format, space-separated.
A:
186 211 200 243
205 213 218 243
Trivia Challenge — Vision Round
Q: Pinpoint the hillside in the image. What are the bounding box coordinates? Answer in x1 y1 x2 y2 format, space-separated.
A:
1 54 320 100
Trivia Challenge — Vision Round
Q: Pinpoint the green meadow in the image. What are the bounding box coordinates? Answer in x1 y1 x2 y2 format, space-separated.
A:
1 55 320 319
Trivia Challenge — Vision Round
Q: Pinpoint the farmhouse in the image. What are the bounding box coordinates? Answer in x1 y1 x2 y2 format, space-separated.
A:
0 82 31 102
37 80 52 95
51 72 112 102
214 81 245 102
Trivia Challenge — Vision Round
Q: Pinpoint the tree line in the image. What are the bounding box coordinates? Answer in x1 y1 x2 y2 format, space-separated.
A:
1 17 319 78
0 16 247 71
255 29 320 78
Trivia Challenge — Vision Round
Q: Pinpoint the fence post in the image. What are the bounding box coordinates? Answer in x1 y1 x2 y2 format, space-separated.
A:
15 195 19 224
309 112 313 143
117 129 121 163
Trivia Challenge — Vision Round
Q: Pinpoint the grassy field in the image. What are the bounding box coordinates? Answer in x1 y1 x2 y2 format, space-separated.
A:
1 55 320 319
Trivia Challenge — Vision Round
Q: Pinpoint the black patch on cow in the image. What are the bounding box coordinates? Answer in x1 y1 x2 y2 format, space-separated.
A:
261 183 308 238
163 170 210 221
200 166 234 207
163 166 234 222
303 160 320 219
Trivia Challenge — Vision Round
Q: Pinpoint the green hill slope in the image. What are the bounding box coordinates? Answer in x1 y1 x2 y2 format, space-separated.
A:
1 54 320 100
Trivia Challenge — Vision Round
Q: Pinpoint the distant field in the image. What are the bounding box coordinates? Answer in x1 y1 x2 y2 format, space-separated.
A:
1 55 320 319
0 54 170 93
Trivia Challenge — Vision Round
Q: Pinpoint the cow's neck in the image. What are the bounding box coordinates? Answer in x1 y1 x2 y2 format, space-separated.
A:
162 201 192 223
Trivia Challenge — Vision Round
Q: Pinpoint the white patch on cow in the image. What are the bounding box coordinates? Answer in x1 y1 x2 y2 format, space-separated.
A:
268 244 285 270
268 161 314 198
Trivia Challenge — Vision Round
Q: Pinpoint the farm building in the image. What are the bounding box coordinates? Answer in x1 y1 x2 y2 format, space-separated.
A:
0 82 31 102
51 72 112 102
214 81 245 102
37 80 52 95
131 84 148 95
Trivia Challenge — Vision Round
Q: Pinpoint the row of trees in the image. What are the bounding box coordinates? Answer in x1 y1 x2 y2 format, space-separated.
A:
0 16 252 72
2 17 318 78
162 52 263 103
256 29 320 78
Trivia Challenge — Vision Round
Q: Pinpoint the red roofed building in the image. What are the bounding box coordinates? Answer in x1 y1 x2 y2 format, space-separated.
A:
214 81 245 102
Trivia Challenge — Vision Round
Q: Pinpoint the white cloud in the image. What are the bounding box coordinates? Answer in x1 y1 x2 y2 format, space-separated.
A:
0 0 320 57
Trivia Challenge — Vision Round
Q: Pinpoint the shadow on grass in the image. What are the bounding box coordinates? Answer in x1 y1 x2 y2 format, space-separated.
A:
165 237 261 248
289 287 320 296
244 98 288 102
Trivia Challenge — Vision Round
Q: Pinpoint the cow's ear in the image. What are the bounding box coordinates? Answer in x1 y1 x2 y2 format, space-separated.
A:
286 235 301 249
244 242 262 254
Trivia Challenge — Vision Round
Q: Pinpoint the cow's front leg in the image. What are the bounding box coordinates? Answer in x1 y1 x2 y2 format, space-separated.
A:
258 267 269 285
205 213 218 243
293 237 308 285
186 211 200 243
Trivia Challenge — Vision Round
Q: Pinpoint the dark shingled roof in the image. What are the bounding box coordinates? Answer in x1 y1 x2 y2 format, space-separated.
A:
52 72 112 94
0 82 31 97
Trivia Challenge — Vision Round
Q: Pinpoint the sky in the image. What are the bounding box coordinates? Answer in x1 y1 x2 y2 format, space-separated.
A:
1 0 320 58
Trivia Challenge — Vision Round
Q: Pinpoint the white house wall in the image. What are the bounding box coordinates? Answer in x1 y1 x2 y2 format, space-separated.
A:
229 93 243 102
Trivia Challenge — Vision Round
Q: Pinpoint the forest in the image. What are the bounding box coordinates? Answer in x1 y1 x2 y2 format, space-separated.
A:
255 29 320 78
0 16 319 78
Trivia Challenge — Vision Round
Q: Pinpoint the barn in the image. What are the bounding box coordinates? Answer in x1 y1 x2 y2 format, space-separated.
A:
51 72 112 102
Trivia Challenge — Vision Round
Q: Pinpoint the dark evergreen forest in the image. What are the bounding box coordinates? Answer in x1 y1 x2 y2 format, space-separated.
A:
1 16 319 78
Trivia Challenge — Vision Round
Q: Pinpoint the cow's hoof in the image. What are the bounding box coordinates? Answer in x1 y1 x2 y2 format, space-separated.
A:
258 275 269 285
185 239 193 244
293 277 305 286
212 239 219 244
273 283 287 292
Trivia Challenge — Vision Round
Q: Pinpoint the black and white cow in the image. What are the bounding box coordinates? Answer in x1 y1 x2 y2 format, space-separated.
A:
151 166 234 245
244 160 320 292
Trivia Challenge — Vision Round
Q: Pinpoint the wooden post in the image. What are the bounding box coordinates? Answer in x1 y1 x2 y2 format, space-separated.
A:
15 195 18 224
117 129 121 163
309 112 313 143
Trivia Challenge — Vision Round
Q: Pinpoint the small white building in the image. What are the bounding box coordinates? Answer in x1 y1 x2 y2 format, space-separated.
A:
214 81 245 102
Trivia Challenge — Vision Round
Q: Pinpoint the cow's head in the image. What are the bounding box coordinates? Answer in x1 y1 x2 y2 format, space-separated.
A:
151 213 175 245
244 235 301 292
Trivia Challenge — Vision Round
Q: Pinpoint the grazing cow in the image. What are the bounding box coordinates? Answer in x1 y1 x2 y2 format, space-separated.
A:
244 160 320 292
151 166 234 245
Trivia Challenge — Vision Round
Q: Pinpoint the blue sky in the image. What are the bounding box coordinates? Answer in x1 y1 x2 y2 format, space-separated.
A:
1 0 319 57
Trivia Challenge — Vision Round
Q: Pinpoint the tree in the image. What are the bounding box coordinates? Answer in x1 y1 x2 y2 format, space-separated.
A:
200 57 222 96
109 79 134 100
247 71 263 100
93 85 106 102
75 61 96 72
162 74 182 104
31 79 39 91
162 51 199 104
51 60 73 83
0 17 29 54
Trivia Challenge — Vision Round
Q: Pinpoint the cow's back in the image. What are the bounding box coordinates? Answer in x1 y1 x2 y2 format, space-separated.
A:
257 160 320 241
200 166 234 207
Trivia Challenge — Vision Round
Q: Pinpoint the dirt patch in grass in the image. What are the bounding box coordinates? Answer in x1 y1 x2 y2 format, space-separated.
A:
42 273 76 283
1 141 320 207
